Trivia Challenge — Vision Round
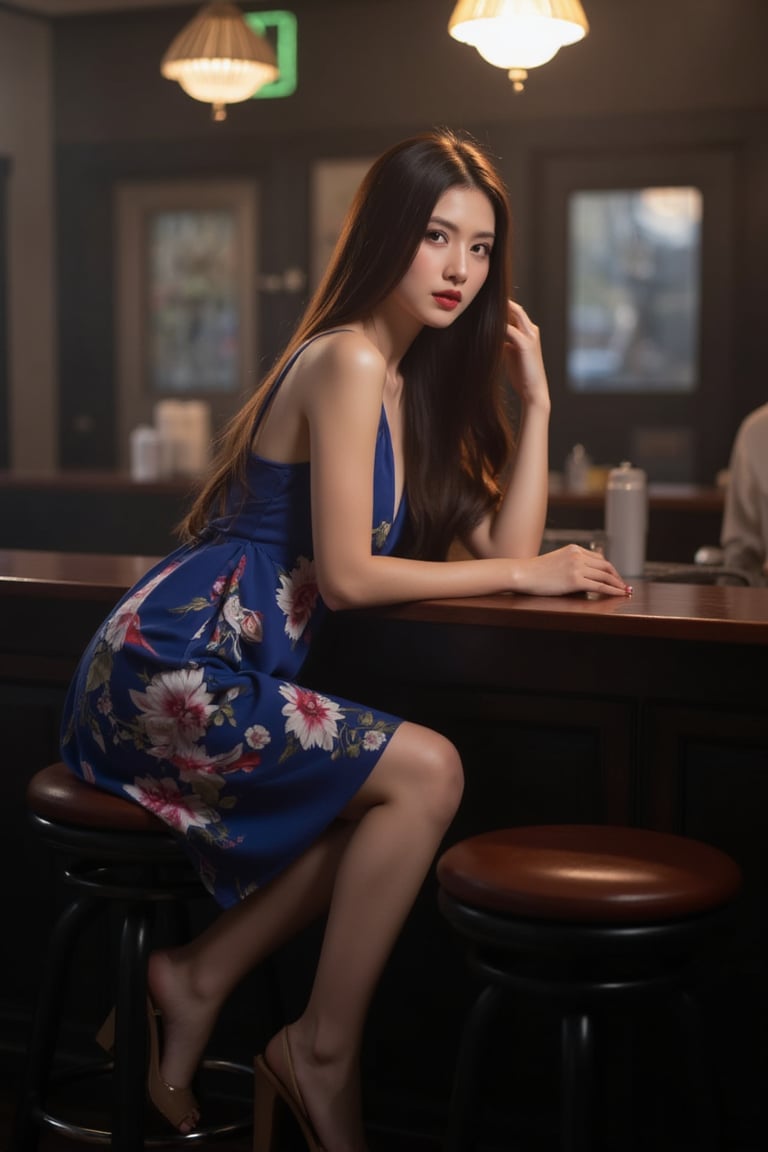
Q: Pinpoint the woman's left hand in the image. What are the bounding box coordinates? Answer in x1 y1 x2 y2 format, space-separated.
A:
503 300 551 412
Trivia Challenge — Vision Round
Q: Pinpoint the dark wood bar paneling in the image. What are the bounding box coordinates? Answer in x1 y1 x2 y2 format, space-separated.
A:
0 471 195 556
2 550 766 1148
303 584 768 1149
0 473 725 563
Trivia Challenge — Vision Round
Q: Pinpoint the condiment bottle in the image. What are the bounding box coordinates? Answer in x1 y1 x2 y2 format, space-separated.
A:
129 425 160 482
564 443 591 493
604 462 648 577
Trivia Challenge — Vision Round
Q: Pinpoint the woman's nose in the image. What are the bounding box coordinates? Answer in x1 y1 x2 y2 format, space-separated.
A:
445 256 467 284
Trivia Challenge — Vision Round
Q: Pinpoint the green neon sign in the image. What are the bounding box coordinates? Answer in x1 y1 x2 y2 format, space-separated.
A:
245 10 298 99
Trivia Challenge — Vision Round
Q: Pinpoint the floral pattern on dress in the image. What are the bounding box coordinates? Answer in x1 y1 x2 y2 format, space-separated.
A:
65 561 183 754
61 378 407 907
171 555 265 666
102 563 181 654
129 666 216 751
82 562 181 703
276 556 318 645
278 684 396 763
208 556 264 662
66 564 397 895
372 520 392 549
124 774 218 834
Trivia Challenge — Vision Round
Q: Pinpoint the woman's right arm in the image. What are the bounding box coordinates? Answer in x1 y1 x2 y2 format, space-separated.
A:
302 335 628 609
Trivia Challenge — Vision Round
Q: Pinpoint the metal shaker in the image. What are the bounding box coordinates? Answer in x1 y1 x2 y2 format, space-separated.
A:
604 462 648 577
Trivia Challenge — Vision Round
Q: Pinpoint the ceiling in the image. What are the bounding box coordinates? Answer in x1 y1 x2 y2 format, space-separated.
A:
4 0 195 15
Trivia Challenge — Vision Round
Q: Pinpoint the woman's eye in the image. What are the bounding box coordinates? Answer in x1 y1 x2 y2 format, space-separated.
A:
472 242 492 257
425 230 446 243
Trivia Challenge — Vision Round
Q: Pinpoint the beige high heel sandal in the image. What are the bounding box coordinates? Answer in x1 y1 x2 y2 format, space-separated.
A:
96 997 200 1134
253 1029 325 1152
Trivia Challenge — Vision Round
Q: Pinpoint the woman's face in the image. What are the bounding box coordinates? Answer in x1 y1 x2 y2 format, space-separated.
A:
390 185 496 329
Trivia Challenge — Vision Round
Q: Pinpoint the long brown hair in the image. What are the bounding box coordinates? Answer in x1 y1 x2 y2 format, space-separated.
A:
180 128 513 559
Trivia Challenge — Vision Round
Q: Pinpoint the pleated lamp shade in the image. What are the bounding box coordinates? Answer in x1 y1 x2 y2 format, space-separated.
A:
161 1 279 120
448 0 589 90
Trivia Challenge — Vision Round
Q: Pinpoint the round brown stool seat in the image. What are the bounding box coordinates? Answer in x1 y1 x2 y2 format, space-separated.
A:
436 824 742 1152
27 758 182 834
14 762 252 1151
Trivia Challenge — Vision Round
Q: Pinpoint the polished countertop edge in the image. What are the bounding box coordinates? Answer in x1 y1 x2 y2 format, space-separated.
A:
1 549 766 643
357 582 768 645
0 550 162 600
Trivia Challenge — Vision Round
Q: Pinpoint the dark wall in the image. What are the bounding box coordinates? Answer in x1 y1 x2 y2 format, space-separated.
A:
53 0 768 479
0 156 8 470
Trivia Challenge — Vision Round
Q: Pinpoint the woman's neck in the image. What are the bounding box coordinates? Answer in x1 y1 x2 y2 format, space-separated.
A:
363 301 422 377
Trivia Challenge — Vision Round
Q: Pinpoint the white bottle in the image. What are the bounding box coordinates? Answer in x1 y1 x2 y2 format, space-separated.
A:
604 462 648 577
129 425 160 482
564 443 591 493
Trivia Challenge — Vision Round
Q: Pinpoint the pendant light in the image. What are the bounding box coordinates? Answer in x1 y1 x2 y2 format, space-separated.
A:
448 0 589 92
161 1 279 121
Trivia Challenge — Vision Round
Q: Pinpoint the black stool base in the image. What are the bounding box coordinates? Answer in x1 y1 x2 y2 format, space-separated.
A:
439 896 728 1152
30 1058 253 1147
14 810 251 1152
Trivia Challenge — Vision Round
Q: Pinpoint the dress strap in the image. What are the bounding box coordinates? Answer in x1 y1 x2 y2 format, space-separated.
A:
252 329 354 435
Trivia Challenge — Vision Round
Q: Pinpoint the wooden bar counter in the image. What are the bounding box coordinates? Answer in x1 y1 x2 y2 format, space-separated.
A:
370 579 768 643
0 548 161 601
2 549 766 1147
0 544 762 625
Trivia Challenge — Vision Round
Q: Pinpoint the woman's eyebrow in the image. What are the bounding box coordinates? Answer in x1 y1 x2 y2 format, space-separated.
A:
429 215 495 240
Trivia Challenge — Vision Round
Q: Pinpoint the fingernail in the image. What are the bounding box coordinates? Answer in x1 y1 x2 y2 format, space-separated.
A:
625 584 633 595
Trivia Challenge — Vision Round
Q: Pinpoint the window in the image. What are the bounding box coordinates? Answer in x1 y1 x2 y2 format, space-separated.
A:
568 187 702 393
115 180 258 470
147 207 243 396
531 147 735 483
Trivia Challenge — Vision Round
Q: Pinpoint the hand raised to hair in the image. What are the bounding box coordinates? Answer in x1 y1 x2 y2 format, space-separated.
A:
513 544 630 598
503 300 551 413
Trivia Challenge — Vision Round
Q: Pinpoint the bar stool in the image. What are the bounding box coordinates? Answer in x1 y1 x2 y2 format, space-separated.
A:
436 824 742 1152
14 761 252 1151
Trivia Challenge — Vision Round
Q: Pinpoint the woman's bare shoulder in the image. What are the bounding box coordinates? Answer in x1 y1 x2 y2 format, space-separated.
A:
293 329 386 388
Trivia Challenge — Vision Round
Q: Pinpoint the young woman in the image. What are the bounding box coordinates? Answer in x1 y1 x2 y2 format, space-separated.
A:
60 128 628 1152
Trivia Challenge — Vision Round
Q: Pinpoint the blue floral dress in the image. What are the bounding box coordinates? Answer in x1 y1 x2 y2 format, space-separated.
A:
60 335 406 908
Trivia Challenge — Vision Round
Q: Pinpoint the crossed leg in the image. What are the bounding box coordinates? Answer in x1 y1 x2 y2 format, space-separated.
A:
148 720 464 1150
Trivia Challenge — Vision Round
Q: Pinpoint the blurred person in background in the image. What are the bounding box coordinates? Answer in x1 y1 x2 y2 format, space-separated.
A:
721 401 768 585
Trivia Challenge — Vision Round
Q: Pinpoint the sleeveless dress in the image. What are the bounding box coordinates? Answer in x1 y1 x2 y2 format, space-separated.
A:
60 334 407 908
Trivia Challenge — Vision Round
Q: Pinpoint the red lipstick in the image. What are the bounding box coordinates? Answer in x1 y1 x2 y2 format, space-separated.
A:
433 290 462 311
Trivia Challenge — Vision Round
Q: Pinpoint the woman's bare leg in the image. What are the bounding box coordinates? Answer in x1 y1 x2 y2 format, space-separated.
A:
149 719 463 1150
148 817 356 1092
264 721 464 1152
